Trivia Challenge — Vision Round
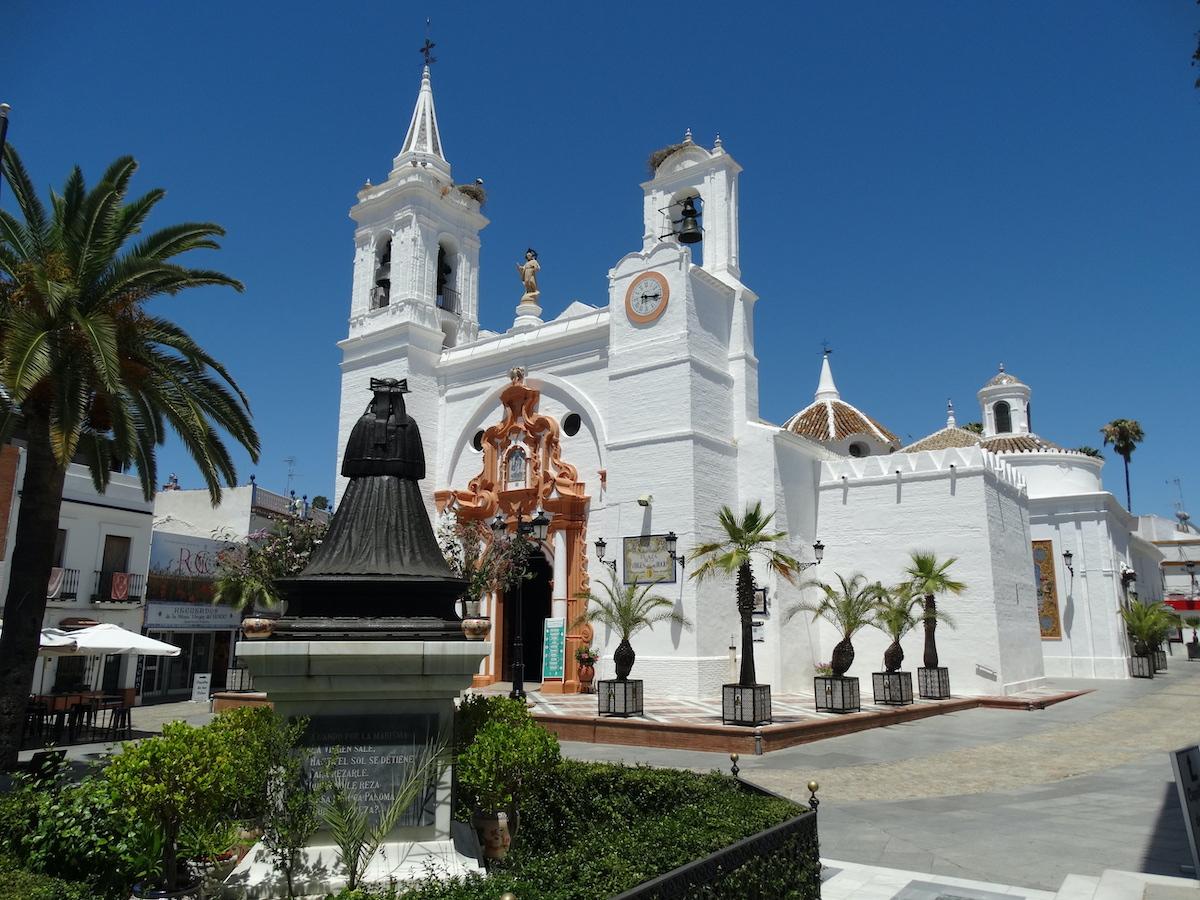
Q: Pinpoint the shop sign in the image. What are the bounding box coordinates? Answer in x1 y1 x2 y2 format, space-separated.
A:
623 534 676 584
149 532 233 579
144 601 240 630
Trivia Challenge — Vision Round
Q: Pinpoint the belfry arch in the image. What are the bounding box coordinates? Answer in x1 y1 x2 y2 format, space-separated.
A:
435 368 592 693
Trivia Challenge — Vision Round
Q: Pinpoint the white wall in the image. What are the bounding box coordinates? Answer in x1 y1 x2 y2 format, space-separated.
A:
814 447 1044 695
1032 492 1142 679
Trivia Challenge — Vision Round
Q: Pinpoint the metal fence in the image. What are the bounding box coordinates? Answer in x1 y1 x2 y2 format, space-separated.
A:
224 666 255 692
613 781 821 899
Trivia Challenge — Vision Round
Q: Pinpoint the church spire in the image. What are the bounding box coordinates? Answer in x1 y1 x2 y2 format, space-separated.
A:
814 349 840 402
394 64 450 179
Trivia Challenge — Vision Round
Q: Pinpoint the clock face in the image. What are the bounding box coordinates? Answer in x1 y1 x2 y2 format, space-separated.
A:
624 271 669 324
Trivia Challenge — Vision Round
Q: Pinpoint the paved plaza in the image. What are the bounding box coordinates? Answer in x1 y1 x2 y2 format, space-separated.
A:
15 663 1198 896
559 663 1200 892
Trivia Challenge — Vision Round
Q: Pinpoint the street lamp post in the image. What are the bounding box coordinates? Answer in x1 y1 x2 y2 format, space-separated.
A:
492 507 551 700
1187 560 1196 599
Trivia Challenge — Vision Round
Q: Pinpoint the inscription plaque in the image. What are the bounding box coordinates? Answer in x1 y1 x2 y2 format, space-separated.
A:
301 713 440 828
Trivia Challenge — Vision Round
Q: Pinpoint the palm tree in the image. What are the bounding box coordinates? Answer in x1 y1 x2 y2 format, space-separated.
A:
1100 419 1144 512
1120 601 1178 657
0 147 259 768
786 573 879 676
572 573 691 680
872 585 915 672
902 551 966 670
689 502 803 687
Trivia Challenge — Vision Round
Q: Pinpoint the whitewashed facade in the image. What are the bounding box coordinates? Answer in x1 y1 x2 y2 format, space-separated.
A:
325 67 1159 698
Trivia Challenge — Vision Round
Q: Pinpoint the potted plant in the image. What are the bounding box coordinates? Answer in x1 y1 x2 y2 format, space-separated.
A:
868 585 930 706
902 551 966 699
575 645 600 693
689 501 806 726
104 721 240 897
1121 601 1177 678
457 717 560 860
573 571 691 717
439 512 534 640
787 573 879 713
1185 616 1200 661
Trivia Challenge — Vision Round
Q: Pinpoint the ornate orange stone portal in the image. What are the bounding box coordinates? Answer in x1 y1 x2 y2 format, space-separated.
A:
435 368 592 693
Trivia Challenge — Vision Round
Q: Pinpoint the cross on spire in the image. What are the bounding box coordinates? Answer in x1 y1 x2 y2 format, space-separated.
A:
821 339 831 356
420 18 437 66
420 37 437 66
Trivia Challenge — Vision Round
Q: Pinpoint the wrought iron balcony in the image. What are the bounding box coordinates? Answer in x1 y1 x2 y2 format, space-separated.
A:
92 570 145 603
437 286 460 314
47 568 79 600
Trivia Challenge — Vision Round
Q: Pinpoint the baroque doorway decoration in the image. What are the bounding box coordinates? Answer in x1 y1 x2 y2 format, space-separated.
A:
436 367 592 692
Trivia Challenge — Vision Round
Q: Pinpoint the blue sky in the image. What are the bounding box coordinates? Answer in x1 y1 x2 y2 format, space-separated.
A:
5 2 1199 517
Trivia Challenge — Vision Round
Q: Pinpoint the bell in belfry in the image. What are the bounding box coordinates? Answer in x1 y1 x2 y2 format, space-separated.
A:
676 196 703 244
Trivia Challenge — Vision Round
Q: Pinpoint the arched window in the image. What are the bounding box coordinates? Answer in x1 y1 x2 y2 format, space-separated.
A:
436 242 458 314
371 238 391 310
994 401 1012 434
848 442 869 458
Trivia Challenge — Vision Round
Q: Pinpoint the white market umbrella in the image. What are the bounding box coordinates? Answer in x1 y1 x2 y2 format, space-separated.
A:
0 624 79 655
66 623 181 657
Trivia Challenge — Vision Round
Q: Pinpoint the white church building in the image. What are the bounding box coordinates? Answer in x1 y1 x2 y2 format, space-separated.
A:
330 65 1161 700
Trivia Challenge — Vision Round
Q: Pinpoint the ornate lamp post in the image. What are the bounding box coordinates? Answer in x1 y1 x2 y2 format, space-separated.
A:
492 507 551 700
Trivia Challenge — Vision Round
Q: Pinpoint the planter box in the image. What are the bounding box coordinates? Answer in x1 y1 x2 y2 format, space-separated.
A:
722 683 772 726
1187 642 1199 660
1129 655 1155 678
917 667 951 699
1153 648 1168 672
871 671 913 706
598 678 643 717
814 676 860 713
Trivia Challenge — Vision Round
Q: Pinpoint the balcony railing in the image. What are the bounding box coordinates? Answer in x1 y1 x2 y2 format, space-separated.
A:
92 571 145 603
47 568 79 600
250 481 331 525
437 286 460 314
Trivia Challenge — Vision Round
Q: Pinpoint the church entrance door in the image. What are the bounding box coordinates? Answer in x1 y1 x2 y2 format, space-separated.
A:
501 553 553 684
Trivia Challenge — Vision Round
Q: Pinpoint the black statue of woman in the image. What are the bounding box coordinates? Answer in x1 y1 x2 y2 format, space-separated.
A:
279 378 465 630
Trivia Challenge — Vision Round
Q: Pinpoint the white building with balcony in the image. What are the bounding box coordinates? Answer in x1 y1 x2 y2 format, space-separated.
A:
0 448 153 703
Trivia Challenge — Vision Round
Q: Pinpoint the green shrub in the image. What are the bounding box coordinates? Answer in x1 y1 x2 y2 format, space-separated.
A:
453 693 531 754
456 718 560 812
405 759 814 900
0 854 94 900
0 770 146 898
208 705 308 820
103 720 244 893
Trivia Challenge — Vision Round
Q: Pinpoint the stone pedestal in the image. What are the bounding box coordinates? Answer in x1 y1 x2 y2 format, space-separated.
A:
512 299 543 331
224 639 489 898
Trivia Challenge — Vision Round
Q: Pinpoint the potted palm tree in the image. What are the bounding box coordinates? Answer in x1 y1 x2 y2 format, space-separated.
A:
1121 601 1178 678
1185 616 1200 661
869 585 923 706
787 573 879 713
572 572 691 717
689 502 807 726
903 551 965 699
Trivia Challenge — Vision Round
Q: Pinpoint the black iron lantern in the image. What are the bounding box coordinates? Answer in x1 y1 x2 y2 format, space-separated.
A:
665 531 678 557
491 512 506 534
594 536 607 561
812 540 825 563
531 508 551 541
1062 550 1074 576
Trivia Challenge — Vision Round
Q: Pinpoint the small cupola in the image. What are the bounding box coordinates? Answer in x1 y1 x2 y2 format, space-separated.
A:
976 364 1033 438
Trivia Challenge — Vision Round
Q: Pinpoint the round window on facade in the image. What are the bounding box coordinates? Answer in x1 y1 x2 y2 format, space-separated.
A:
471 430 485 452
848 442 869 458
562 412 581 437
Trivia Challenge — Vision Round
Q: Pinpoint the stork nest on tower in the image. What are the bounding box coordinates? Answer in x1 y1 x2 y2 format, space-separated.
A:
647 142 688 175
456 183 487 206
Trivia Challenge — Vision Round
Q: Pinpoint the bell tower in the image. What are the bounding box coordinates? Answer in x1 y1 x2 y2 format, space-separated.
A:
336 57 487 504
344 63 487 349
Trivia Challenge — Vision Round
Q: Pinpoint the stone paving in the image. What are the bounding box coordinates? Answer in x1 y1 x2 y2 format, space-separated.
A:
558 663 1200 891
